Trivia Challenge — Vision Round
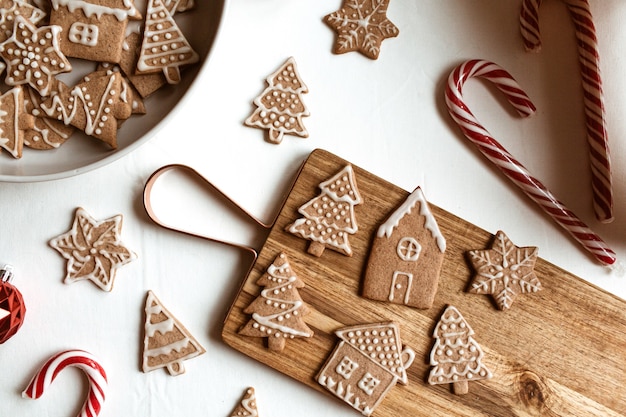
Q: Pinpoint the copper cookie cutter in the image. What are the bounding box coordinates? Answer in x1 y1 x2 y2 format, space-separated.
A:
142 163 300 280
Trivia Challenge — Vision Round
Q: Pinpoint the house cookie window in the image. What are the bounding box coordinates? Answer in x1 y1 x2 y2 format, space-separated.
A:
69 23 99 47
397 237 421 261
358 372 381 396
336 356 359 379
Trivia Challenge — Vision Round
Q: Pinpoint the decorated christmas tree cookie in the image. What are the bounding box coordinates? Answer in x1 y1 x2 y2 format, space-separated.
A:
287 165 362 257
142 290 206 376
229 387 259 417
244 57 309 144
238 252 313 352
136 0 199 84
428 306 492 395
467 230 542 310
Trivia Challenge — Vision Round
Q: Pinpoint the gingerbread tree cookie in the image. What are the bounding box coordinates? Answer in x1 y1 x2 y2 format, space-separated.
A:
467 230 542 310
239 252 313 352
49 207 137 292
244 57 309 144
0 16 72 96
287 165 362 257
428 306 492 395
38 70 132 148
23 84 75 150
136 0 199 84
324 0 399 60
229 387 259 417
143 290 206 376
0 86 35 158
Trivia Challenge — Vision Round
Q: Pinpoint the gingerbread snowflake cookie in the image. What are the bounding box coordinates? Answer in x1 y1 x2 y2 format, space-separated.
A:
245 57 309 144
467 230 542 310
428 305 492 395
287 165 362 257
362 187 446 309
49 207 137 292
324 0 399 60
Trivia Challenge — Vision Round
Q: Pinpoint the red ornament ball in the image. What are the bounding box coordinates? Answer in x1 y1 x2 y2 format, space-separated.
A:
0 281 26 344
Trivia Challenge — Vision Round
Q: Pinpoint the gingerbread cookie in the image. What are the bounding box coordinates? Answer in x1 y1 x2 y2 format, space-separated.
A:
49 0 142 63
287 165 362 257
0 16 72 96
23 83 75 150
0 0 46 43
49 207 137 292
317 322 415 416
38 69 132 148
238 252 314 352
323 0 399 60
428 306 492 395
467 230 541 310
0 86 35 158
244 57 309 144
143 290 206 376
362 187 446 309
136 0 198 84
229 387 259 417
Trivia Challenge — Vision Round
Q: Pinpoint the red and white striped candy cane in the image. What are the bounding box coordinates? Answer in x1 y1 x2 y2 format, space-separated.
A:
520 0 612 223
23 350 107 417
445 59 616 266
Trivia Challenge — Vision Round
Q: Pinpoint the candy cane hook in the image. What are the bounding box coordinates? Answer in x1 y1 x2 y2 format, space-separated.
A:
23 350 107 417
520 0 612 223
445 59 616 266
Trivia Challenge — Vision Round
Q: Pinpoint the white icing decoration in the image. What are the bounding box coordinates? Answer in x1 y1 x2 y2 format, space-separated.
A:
51 0 140 22
68 22 98 47
377 187 446 253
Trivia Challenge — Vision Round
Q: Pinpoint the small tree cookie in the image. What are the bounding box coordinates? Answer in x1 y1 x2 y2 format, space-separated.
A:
238 252 313 352
229 387 259 417
136 0 199 84
244 57 309 144
0 86 35 158
287 165 362 257
143 290 206 376
428 306 492 395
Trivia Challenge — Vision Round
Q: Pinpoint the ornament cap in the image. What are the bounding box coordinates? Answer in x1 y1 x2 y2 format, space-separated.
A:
0 264 14 283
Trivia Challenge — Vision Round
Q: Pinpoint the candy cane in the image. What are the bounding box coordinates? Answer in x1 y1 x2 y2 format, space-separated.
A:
445 59 616 266
23 350 107 417
520 0 612 223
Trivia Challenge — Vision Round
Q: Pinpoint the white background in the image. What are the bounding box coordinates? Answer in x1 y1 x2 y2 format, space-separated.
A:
1 1 626 416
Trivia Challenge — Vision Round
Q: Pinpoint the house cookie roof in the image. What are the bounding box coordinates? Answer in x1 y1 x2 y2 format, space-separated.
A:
51 0 141 21
335 322 410 384
376 186 446 253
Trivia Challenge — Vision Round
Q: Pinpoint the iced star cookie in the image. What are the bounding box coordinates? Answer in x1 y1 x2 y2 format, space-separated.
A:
324 0 399 60
0 16 72 96
467 230 542 310
0 86 35 158
49 207 137 292
0 0 46 43
143 290 206 376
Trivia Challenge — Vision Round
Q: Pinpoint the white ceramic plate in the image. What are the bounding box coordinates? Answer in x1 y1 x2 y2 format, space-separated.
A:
0 0 226 182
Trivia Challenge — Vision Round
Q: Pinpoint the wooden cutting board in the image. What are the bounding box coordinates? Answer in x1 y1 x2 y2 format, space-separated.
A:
222 148 626 417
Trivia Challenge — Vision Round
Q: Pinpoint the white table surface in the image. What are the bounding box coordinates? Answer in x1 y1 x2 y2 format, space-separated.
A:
1 1 625 416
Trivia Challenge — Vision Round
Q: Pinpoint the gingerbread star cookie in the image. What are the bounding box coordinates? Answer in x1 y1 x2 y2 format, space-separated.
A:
0 16 71 96
49 207 137 292
323 0 399 60
467 230 542 310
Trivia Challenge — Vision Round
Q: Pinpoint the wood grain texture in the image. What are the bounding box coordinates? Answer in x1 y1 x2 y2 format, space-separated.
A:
222 149 626 417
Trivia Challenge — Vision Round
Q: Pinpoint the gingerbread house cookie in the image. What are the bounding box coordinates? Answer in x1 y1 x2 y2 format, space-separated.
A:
317 322 415 416
362 187 446 309
49 0 141 63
